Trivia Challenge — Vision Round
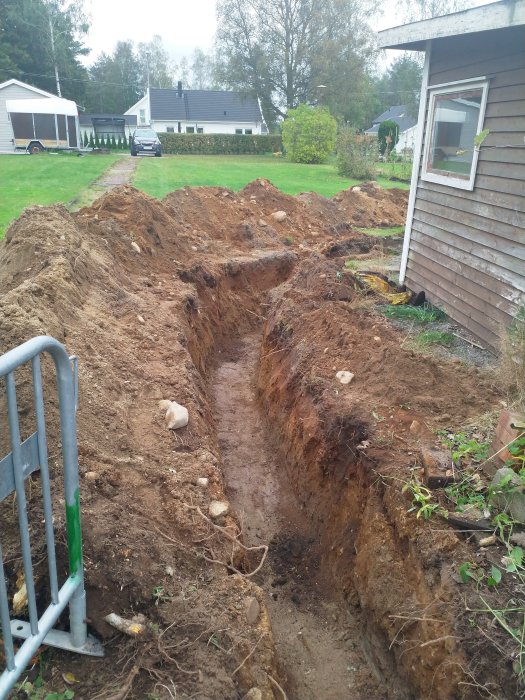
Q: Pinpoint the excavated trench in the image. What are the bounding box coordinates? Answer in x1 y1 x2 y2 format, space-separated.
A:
213 334 390 700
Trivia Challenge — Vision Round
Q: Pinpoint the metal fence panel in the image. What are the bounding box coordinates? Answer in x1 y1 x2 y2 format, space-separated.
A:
0 336 103 699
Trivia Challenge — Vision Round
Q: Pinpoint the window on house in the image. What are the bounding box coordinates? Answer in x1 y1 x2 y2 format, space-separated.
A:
197 127 203 134
235 128 243 135
186 126 195 134
166 126 174 133
244 129 252 135
422 79 489 191
139 109 146 125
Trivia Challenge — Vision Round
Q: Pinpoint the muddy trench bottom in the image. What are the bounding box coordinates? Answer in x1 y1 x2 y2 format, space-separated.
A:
213 333 387 700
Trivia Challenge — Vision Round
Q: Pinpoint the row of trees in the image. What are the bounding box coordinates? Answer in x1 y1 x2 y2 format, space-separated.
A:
0 0 467 129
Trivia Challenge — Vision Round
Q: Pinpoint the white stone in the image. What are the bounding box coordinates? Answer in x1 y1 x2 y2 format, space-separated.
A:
258 219 268 227
137 315 145 324
209 500 229 519
159 400 189 430
271 210 287 222
131 241 141 253
335 371 354 385
197 477 209 488
351 186 361 192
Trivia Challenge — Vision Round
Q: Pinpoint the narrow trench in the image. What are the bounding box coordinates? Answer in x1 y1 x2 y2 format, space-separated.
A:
213 332 388 700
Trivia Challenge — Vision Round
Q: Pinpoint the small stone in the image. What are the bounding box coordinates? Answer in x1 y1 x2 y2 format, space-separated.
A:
159 400 189 430
137 315 145 324
258 219 268 227
131 241 141 253
209 500 229 519
245 596 260 625
373 336 382 344
335 371 354 385
351 186 361 192
409 420 423 435
479 535 497 547
84 471 97 481
420 447 453 489
197 477 209 488
242 690 262 700
271 211 287 222
165 565 174 576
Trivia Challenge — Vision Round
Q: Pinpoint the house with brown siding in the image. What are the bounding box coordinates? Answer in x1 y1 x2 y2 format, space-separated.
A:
379 0 525 351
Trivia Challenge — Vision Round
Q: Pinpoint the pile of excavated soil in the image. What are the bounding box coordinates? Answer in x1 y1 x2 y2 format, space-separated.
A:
0 182 514 699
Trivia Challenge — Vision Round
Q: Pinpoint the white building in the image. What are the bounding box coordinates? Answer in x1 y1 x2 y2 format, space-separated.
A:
125 83 267 135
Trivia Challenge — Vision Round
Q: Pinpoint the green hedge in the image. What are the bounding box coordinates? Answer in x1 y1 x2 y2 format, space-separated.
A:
158 133 282 155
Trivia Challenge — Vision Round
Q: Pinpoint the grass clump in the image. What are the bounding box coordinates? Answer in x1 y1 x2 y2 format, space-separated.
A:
415 330 455 347
356 225 404 238
378 303 447 324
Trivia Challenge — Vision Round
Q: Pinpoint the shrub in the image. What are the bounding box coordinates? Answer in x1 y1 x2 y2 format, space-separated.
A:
88 132 94 148
336 127 377 180
83 132 89 147
281 104 336 164
117 136 122 149
94 134 100 148
111 135 117 149
378 119 400 156
158 133 282 155
122 134 128 149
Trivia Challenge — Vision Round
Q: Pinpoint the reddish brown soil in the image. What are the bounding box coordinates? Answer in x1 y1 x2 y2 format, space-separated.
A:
0 182 516 699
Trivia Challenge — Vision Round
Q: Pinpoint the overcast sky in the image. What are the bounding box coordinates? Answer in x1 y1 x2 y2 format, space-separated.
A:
82 0 495 66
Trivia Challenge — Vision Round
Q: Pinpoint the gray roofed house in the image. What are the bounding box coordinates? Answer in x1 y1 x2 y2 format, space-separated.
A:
365 104 418 152
125 83 267 135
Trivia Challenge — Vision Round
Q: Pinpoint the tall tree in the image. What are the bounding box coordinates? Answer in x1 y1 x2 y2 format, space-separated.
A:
397 0 469 21
0 0 90 103
215 0 378 125
137 35 175 89
85 41 142 113
373 54 423 118
190 48 216 90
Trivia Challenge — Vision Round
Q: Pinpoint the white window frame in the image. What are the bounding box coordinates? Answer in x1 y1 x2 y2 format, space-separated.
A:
422 77 489 191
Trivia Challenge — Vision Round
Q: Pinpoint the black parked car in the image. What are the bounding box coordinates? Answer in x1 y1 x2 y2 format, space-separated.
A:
130 127 162 157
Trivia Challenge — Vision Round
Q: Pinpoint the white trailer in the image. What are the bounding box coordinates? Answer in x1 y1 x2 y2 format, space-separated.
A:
5 97 80 153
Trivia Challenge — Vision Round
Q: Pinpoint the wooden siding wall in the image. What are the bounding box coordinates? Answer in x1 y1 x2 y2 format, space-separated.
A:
406 26 525 351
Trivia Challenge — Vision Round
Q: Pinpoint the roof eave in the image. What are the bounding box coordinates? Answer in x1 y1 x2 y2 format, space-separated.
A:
379 0 525 50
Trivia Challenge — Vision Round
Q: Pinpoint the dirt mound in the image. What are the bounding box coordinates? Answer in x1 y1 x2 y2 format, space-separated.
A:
332 182 408 228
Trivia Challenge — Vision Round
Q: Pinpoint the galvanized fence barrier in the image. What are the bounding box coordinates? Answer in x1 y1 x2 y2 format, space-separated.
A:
0 336 103 698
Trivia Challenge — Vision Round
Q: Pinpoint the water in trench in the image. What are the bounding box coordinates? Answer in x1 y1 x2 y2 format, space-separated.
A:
214 333 387 700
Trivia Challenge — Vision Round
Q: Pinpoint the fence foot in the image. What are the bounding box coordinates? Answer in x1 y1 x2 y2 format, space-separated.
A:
10 620 104 657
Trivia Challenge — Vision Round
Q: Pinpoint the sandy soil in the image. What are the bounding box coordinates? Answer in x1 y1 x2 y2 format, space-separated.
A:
0 182 518 699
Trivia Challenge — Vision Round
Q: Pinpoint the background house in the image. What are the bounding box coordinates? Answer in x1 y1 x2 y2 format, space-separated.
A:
0 79 57 152
125 83 267 135
379 0 525 351
365 105 417 153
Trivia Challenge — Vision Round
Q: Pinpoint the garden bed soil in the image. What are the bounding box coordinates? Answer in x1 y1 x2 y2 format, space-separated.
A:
0 182 517 699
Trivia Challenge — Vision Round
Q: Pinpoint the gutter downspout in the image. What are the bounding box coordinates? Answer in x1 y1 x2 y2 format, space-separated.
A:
399 40 431 284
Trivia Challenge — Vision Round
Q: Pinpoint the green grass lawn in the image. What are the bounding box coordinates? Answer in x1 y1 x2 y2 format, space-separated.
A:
133 154 410 199
0 152 122 237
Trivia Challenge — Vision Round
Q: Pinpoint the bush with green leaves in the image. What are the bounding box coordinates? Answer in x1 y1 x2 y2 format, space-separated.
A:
336 127 377 179
378 119 400 156
281 104 337 164
88 132 94 148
